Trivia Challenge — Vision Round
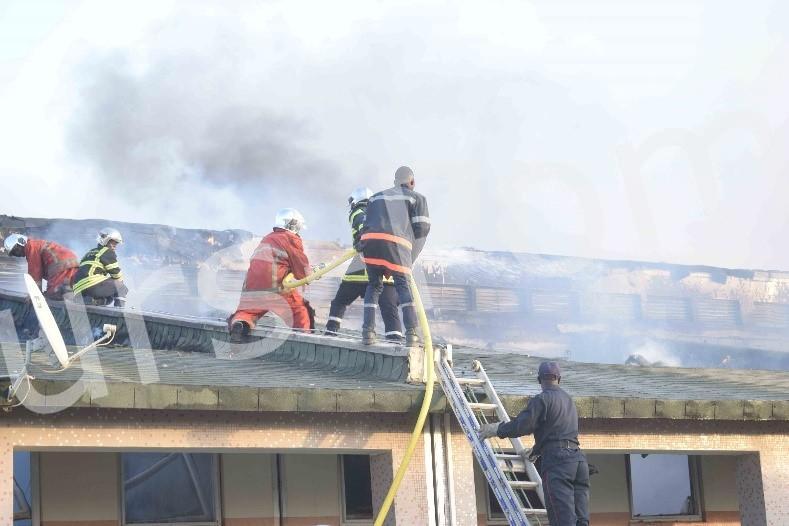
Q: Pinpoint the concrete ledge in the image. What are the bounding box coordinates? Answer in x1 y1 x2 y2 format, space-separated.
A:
624 399 656 418
685 400 716 420
743 400 772 420
90 382 135 409
773 400 788 420
8 379 789 420
575 397 594 418
337 390 375 412
218 387 259 411
135 384 178 409
715 400 744 420
177 386 219 410
259 388 299 411
45 380 92 408
372 391 414 412
594 398 625 418
656 399 685 419
297 390 337 412
500 395 528 417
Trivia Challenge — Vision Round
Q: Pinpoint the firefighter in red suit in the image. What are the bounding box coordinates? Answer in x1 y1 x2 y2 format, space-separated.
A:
228 209 313 342
4 234 79 300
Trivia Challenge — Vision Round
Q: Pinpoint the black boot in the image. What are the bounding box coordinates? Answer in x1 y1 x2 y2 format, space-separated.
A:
362 329 377 345
405 328 420 348
230 321 250 343
113 297 126 308
324 320 340 336
385 332 404 343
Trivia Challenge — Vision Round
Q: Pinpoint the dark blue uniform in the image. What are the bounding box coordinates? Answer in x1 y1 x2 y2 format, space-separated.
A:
496 384 590 526
360 185 430 333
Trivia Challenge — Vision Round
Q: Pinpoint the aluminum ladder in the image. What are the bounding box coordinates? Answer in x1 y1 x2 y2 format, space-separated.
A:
436 347 547 525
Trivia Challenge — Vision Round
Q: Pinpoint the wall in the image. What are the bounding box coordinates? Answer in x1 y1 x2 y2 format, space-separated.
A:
282 454 341 526
3 412 787 526
221 453 278 526
28 451 356 526
39 452 119 526
1 410 433 526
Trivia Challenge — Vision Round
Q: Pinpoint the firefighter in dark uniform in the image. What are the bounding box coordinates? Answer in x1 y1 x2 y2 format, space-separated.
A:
72 228 128 307
359 166 430 347
480 361 590 526
324 187 403 341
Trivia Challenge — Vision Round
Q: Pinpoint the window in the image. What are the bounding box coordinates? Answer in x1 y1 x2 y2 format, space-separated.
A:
627 454 702 520
485 471 541 524
341 455 374 522
13 451 34 526
122 453 220 525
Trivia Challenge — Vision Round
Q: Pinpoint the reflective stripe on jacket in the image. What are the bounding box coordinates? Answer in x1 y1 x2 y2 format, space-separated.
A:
361 185 430 274
343 202 394 284
73 245 123 294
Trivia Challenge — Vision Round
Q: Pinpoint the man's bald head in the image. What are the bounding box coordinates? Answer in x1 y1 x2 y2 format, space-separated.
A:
394 166 414 187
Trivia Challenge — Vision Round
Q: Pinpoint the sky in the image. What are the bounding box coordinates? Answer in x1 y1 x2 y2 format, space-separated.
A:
1 0 788 270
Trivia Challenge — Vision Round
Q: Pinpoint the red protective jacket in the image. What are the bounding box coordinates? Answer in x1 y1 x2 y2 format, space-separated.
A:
25 239 79 297
242 228 310 291
231 228 312 330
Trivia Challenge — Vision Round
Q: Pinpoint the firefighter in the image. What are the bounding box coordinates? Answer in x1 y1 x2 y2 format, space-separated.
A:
229 208 313 342
324 187 403 341
3 234 79 300
359 166 430 346
73 228 128 307
479 362 590 526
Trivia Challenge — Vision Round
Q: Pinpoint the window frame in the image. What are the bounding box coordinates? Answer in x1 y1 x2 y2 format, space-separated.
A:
339 454 374 526
119 452 222 526
626 453 704 522
484 481 509 525
13 451 40 526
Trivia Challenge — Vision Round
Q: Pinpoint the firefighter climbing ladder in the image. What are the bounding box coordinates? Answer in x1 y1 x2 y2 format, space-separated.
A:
436 349 548 525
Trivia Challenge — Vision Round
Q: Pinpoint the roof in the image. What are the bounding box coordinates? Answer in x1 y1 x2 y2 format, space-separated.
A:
0 271 787 420
451 351 789 420
3 340 788 420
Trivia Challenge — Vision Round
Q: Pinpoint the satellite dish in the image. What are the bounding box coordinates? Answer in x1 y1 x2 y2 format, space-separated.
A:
23 274 69 368
2 275 117 406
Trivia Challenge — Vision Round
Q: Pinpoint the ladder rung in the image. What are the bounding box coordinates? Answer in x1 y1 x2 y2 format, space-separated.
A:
496 454 527 472
456 377 486 386
495 453 520 460
468 402 498 412
509 480 539 490
522 508 548 517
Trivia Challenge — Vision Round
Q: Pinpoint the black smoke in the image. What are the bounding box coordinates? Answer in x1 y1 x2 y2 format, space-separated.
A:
64 19 349 239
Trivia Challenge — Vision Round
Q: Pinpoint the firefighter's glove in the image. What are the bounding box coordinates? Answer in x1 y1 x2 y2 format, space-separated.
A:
520 449 539 464
479 423 500 439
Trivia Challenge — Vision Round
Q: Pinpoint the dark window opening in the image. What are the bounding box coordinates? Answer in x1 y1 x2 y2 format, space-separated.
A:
342 455 374 520
122 453 218 525
486 470 541 520
628 454 700 518
13 451 32 526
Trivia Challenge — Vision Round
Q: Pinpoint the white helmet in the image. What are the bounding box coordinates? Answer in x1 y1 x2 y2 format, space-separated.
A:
274 208 306 234
348 186 373 207
97 227 123 246
3 233 27 253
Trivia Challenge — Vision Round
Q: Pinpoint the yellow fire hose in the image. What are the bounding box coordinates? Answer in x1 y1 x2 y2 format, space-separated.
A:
280 248 436 525
372 273 435 526
281 247 358 289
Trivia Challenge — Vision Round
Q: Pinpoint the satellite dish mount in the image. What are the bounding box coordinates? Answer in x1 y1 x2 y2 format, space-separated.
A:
4 274 117 404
